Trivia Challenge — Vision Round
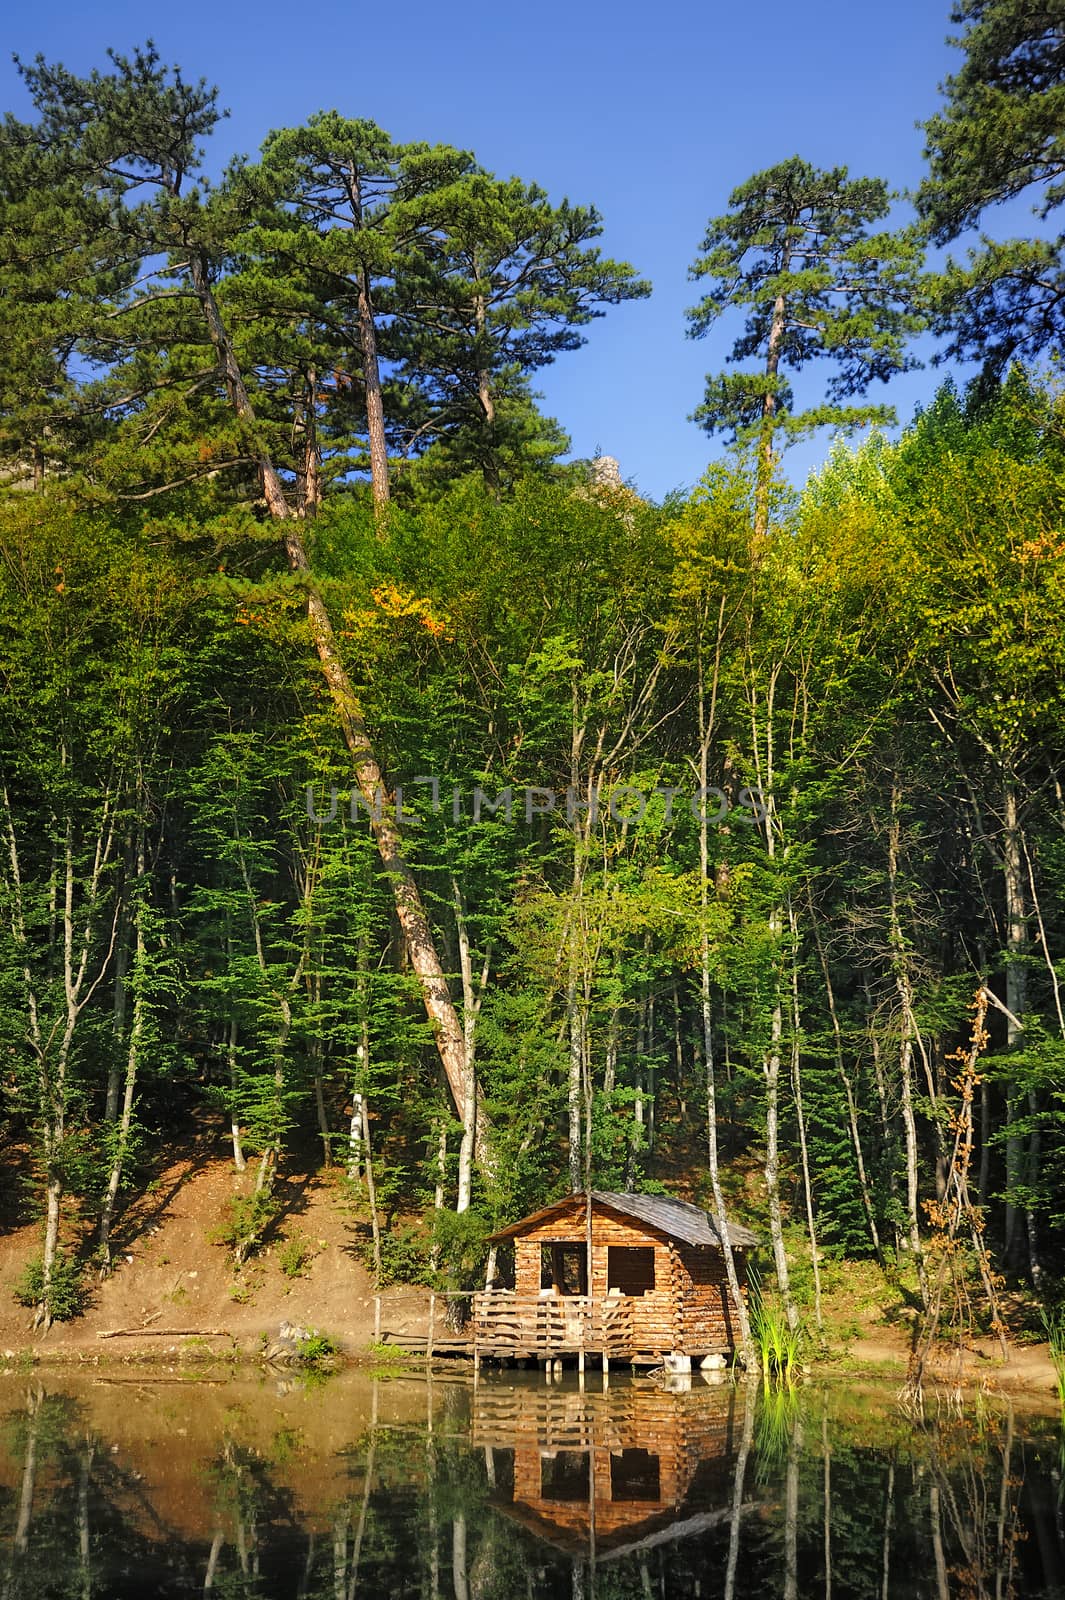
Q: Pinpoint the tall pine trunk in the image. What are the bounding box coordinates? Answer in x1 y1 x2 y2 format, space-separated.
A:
184 247 487 1168
340 161 390 514
754 248 789 540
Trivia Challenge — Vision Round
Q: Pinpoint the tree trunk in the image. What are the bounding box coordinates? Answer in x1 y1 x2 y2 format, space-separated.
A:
1002 780 1028 1269
787 899 823 1336
227 1017 246 1172
99 826 148 1270
747 663 797 1331
474 289 495 426
362 1098 382 1286
724 1380 756 1600
341 162 390 513
107 898 129 1123
888 784 927 1304
764 989 799 1332
567 976 584 1191
313 1060 332 1168
865 978 901 1255
38 799 116 1330
297 367 322 516
880 1463 895 1600
13 1386 41 1555
695 644 753 1360
755 266 788 540
452 878 489 1215
451 1517 470 1600
357 268 390 514
784 1411 800 1600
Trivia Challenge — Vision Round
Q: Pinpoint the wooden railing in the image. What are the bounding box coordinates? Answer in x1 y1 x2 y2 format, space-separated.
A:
471 1291 635 1356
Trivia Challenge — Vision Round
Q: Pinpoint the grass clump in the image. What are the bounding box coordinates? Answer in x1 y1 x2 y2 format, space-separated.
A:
748 1267 802 1386
1041 1304 1065 1406
278 1234 315 1279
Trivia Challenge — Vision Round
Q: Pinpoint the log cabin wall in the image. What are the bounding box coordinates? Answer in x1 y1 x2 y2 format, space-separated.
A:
507 1199 736 1356
676 1243 744 1353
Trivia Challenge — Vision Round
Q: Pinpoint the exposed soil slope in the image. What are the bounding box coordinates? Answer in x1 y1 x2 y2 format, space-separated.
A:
0 1122 427 1361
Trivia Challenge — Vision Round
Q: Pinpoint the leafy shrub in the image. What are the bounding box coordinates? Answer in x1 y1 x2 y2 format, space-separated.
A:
209 1192 279 1265
430 1207 489 1288
361 1224 432 1287
278 1234 314 1279
292 1329 338 1370
14 1251 87 1322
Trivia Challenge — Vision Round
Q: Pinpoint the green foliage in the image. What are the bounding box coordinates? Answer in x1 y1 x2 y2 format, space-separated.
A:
748 1268 803 1384
13 1252 86 1323
1041 1304 1065 1406
431 1208 490 1289
687 157 924 455
210 1192 280 1267
919 0 1065 368
277 1234 315 1279
361 1225 432 1288
289 1329 339 1370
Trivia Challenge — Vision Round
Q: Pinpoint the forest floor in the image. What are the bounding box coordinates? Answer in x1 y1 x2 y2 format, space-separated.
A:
0 1123 1059 1400
815 1254 1061 1400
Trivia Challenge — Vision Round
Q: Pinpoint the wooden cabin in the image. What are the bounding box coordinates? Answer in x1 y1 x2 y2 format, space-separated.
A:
472 1378 745 1560
472 1191 756 1367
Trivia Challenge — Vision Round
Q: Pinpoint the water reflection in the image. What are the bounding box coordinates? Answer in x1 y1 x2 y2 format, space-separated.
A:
471 1376 753 1572
0 1369 1060 1598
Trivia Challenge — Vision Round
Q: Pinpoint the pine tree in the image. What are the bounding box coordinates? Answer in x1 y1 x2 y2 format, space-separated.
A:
686 157 923 536
918 0 1065 368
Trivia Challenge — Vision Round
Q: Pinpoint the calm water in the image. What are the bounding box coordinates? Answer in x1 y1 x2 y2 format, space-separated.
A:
0 1367 1061 1598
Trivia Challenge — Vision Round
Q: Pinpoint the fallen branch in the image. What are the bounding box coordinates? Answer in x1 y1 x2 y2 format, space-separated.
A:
97 1327 231 1339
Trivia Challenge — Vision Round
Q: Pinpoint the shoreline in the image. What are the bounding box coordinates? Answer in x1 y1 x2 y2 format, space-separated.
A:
0 1329 1060 1411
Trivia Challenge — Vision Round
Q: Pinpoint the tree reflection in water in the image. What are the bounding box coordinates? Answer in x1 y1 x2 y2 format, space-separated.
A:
0 1373 1060 1598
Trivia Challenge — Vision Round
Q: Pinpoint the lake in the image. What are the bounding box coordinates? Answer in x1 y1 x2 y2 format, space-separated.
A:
0 1367 1060 1597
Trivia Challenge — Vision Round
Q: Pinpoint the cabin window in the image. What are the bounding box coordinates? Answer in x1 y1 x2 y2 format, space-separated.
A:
610 1448 661 1502
540 1243 588 1296
607 1246 655 1296
541 1450 590 1502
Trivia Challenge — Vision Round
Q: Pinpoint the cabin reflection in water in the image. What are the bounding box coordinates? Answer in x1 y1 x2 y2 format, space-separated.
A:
472 1379 747 1561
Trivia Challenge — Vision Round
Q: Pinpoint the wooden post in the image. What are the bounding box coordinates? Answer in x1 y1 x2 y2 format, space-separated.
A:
373 1294 381 1343
428 1292 436 1364
578 1300 585 1379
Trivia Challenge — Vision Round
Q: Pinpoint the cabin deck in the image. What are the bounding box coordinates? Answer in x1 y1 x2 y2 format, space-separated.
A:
472 1290 639 1359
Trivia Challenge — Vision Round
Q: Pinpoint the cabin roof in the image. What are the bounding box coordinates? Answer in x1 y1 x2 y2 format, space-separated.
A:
487 1190 758 1251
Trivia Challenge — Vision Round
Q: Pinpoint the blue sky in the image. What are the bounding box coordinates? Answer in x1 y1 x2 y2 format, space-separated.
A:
4 1 979 498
